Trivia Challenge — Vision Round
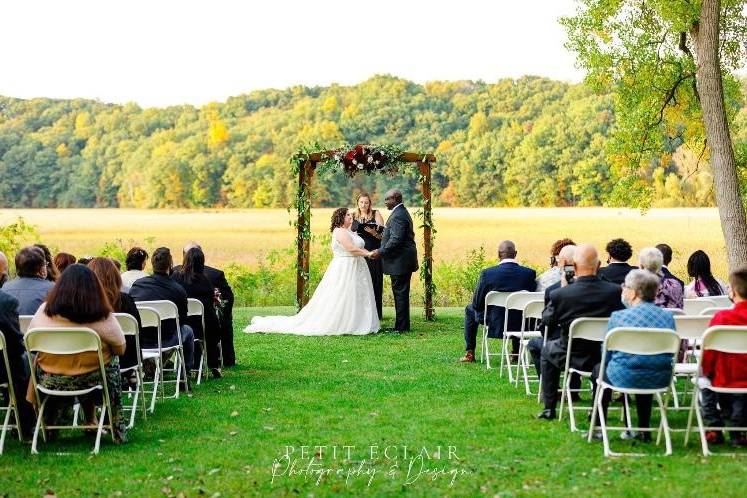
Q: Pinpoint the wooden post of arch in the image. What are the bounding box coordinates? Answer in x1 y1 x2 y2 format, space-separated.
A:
296 159 314 308
418 159 434 321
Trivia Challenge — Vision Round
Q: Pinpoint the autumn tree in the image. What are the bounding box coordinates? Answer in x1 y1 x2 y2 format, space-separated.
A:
562 0 747 269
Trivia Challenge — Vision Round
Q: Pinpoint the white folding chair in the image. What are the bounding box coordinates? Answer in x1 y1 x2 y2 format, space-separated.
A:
500 291 544 383
684 326 747 456
588 328 680 457
704 295 733 309
187 298 209 385
480 291 511 369
700 307 730 317
559 317 609 432
135 301 189 403
516 299 545 396
684 299 716 316
0 331 22 454
25 328 115 455
670 316 711 409
18 316 32 334
114 313 147 428
665 308 685 316
136 307 162 413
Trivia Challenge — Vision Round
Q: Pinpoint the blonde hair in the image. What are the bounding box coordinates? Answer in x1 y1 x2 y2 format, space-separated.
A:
354 192 374 221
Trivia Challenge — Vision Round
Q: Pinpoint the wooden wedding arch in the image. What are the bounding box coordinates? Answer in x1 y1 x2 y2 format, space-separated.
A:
294 150 437 321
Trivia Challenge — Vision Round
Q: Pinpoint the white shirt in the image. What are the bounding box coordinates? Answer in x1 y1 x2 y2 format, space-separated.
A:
121 270 148 292
391 203 403 212
498 258 517 265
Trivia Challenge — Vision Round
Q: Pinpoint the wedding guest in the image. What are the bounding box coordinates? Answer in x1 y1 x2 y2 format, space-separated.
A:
656 243 685 291
700 267 747 445
684 250 728 299
77 256 93 266
0 251 9 288
121 247 149 292
2 246 54 315
598 238 636 285
354 192 385 320
53 252 77 274
129 247 194 380
171 247 222 378
528 244 576 375
176 242 236 367
589 270 676 441
27 264 127 443
0 251 34 438
639 247 683 309
537 244 624 420
460 240 536 363
536 238 575 292
34 244 58 282
88 257 143 373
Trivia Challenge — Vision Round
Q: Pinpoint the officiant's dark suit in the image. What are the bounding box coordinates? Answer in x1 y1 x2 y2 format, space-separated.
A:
377 190 418 332
462 241 536 359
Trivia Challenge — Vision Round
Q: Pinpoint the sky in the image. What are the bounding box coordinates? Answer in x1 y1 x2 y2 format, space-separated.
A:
1 0 588 107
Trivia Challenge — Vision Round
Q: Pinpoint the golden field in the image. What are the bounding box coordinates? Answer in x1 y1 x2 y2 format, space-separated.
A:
0 207 730 280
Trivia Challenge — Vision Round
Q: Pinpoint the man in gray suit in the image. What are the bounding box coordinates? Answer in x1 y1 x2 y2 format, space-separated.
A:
2 246 54 315
370 189 418 332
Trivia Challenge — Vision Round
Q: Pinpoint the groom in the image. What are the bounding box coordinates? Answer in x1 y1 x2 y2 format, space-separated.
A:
371 189 418 332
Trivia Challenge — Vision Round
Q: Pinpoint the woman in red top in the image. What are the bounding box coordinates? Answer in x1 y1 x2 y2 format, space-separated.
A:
701 268 747 445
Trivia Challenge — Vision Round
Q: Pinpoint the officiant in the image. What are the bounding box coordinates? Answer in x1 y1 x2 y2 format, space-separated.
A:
353 192 384 319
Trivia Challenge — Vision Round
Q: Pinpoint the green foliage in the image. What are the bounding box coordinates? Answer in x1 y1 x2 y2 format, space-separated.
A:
3 75 744 209
561 0 747 207
0 217 37 258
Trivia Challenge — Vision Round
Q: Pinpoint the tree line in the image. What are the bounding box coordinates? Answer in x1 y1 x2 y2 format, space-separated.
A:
1 75 745 209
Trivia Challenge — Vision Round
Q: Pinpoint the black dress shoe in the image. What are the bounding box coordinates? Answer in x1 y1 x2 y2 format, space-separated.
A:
537 409 557 420
211 368 222 379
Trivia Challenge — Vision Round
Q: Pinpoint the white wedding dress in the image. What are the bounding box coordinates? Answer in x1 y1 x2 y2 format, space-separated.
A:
244 228 380 335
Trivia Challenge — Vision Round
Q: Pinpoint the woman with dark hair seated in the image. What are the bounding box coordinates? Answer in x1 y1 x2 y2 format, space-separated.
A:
88 257 143 374
171 247 222 379
34 244 58 282
27 264 128 443
121 247 149 292
53 252 77 274
684 249 728 299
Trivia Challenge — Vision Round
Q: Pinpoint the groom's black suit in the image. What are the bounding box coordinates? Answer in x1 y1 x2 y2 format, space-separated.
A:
379 204 419 331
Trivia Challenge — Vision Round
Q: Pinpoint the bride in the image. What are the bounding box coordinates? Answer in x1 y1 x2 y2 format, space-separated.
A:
244 208 380 335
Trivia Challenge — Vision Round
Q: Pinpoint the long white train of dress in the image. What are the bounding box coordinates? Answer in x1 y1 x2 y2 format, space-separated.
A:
243 229 380 335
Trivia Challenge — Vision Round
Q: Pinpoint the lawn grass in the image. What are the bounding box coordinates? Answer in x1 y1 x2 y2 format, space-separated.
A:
1 307 744 497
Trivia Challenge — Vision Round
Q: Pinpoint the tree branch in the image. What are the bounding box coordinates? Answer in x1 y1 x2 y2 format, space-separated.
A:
655 72 696 126
678 32 694 59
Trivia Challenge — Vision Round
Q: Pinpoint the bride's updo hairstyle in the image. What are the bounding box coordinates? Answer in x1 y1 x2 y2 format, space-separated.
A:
330 207 348 232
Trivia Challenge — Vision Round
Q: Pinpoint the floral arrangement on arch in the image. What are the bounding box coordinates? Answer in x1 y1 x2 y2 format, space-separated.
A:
331 144 404 177
291 143 405 178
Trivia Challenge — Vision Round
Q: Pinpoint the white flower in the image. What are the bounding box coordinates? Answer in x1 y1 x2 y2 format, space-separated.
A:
352 159 357 165
374 160 380 165
357 164 364 169
367 156 373 164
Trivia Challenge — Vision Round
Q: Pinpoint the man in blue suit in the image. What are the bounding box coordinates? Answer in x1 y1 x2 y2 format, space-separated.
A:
460 241 537 362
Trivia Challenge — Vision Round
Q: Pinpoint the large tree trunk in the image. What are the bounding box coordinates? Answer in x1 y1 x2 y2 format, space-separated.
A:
691 0 747 271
